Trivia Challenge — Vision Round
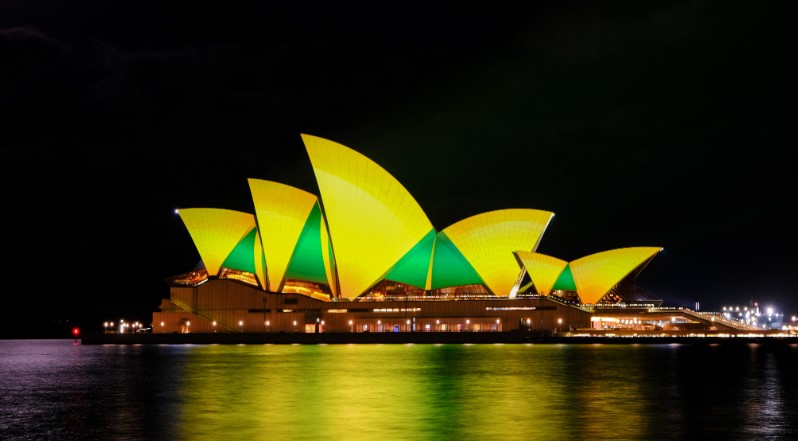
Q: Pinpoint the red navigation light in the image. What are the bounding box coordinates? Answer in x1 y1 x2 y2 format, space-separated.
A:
72 327 80 336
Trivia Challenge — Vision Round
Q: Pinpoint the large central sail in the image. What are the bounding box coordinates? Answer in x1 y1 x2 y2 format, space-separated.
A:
302 134 434 298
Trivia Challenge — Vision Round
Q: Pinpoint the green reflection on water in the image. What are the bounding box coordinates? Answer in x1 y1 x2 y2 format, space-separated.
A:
173 344 658 440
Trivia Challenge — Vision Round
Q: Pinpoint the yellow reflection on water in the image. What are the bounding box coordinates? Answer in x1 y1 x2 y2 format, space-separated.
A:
174 344 658 440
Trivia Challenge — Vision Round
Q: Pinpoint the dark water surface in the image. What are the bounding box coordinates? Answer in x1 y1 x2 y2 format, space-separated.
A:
1 340 797 440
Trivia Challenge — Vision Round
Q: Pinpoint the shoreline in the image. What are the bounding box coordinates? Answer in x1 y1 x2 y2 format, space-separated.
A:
79 331 798 346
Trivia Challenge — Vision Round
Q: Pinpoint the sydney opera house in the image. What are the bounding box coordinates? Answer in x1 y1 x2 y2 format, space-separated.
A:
150 134 759 337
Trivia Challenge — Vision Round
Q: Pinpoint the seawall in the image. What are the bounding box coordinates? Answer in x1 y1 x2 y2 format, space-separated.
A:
80 331 798 346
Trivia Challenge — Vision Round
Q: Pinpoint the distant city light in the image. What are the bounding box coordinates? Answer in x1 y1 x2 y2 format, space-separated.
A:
722 301 784 330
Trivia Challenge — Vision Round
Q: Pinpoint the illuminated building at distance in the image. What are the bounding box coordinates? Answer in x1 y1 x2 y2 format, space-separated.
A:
722 301 785 330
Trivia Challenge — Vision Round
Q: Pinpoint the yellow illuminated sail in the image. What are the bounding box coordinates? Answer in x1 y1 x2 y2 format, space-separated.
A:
248 179 318 292
514 251 568 295
320 214 337 298
570 247 663 304
302 134 434 298
176 208 256 276
253 231 266 290
443 209 554 297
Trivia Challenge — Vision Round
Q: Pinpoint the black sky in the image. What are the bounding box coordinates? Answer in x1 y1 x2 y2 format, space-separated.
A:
2 1 797 335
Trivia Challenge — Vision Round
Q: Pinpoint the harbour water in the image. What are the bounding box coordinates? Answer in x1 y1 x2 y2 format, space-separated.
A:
1 339 797 440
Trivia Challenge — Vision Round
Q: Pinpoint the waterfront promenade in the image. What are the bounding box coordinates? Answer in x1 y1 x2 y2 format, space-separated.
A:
80 331 797 346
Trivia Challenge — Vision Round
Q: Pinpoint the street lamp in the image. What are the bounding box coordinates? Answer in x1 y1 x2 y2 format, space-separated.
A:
349 320 353 333
557 318 562 333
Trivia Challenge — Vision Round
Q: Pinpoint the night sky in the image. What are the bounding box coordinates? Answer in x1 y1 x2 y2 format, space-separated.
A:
2 1 796 336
